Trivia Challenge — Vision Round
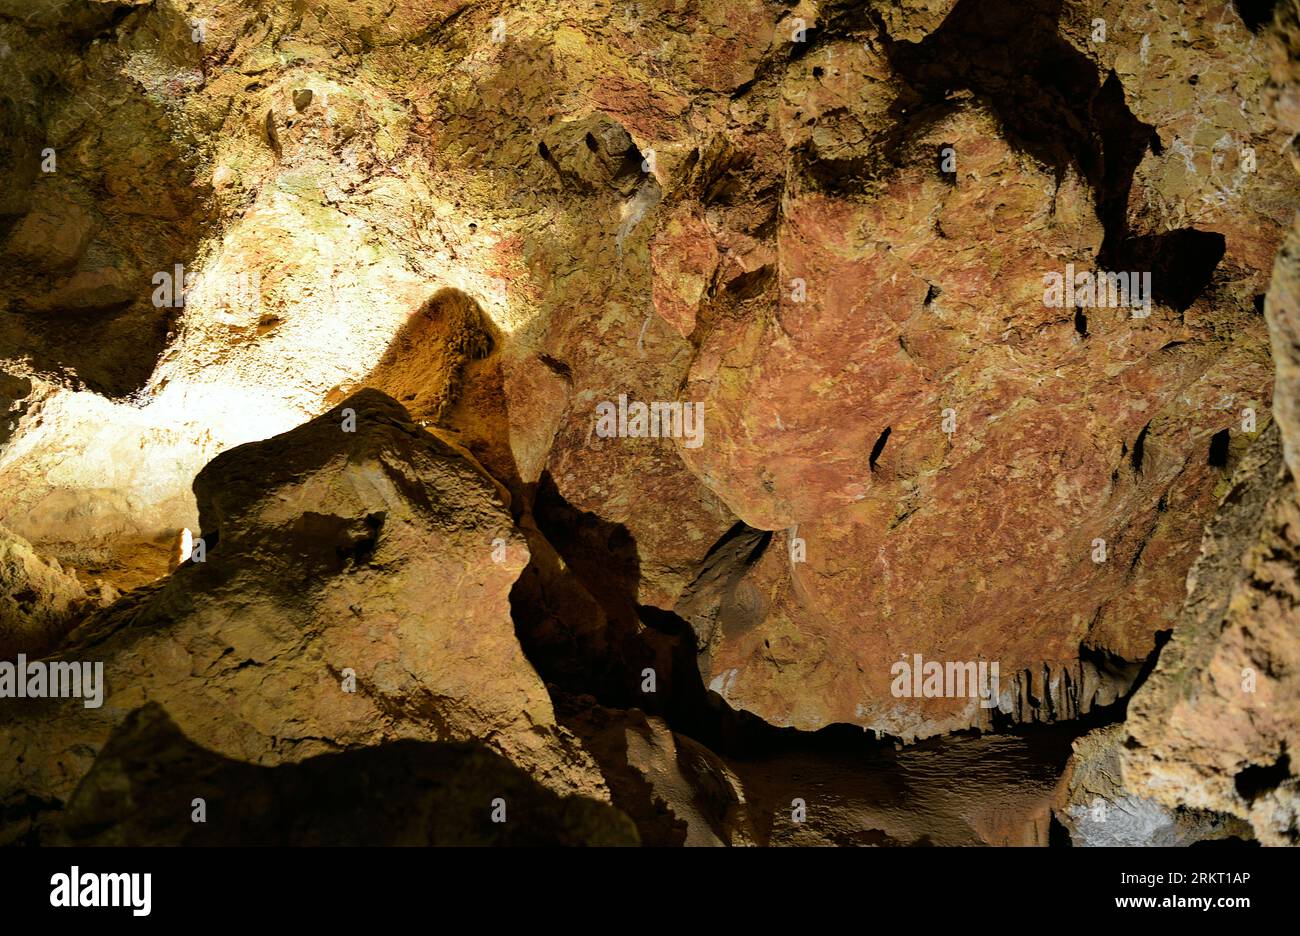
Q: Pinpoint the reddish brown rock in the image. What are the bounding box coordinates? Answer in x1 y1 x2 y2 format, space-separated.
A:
651 204 718 339
678 93 1275 737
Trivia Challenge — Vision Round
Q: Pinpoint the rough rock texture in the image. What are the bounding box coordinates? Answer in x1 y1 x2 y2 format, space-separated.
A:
1055 724 1255 846
1113 5 1300 847
558 696 1077 846
558 701 757 846
52 703 637 847
672 0 1284 738
0 390 605 844
1 0 1299 847
0 523 108 659
1122 330 1300 843
0 22 213 399
2 2 1288 735
1122 419 1293 832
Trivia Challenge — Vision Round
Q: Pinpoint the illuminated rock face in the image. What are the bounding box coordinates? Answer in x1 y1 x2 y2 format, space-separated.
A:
1 0 1299 846
0 390 606 843
0 524 107 660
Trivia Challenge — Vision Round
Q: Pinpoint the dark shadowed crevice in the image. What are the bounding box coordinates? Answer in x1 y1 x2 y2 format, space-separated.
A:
873 0 1156 258
1189 835 1260 847
530 470 643 614
1089 71 1160 261
1235 0 1280 33
1132 421 1150 474
1209 428 1232 469
1048 812 1074 846
935 142 956 184
1109 229 1227 312
870 426 892 470
691 521 772 584
1235 749 1291 802
788 28 818 60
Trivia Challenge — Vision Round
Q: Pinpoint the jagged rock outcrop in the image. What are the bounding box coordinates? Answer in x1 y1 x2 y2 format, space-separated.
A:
1121 421 1297 846
0 523 108 659
0 390 606 843
2 0 1299 847
1112 5 1300 847
1056 724 1255 846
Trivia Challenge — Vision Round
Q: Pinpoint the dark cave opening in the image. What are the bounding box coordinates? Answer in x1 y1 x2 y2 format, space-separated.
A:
1111 229 1227 313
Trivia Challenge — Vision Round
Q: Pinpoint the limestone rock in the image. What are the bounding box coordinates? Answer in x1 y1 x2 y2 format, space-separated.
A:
0 524 96 660
0 390 606 842
1 0 1299 848
1123 343 1300 848
1056 725 1254 846
52 703 636 847
1113 6 1300 847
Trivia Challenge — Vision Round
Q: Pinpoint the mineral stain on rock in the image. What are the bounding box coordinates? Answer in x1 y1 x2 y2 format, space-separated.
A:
0 0 1297 848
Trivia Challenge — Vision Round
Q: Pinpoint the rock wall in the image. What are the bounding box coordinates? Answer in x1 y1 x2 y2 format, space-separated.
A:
1112 2 1300 847
1 0 1298 845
